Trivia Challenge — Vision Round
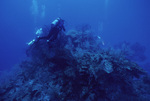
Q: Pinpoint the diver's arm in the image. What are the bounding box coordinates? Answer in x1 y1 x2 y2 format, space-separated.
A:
38 36 49 40
37 28 53 40
35 35 49 43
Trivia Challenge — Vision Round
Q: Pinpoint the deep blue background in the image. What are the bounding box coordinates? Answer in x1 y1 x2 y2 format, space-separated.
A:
0 0 150 71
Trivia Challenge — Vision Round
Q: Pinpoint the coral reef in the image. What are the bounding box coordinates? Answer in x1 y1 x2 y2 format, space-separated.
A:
0 26 150 101
114 41 147 62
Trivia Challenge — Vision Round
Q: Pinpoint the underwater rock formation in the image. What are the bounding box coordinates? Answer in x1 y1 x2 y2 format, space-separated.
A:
115 41 147 62
0 27 150 101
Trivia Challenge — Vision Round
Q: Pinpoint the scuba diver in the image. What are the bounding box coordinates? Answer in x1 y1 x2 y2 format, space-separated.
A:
37 17 65 42
27 17 65 45
26 17 65 57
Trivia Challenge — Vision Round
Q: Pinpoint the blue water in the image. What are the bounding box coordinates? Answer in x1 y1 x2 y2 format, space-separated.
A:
0 0 150 72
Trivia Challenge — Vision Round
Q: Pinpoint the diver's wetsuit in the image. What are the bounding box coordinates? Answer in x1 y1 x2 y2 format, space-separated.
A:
38 18 65 42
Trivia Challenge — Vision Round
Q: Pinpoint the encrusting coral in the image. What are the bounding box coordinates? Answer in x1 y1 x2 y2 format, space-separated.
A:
0 25 150 101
